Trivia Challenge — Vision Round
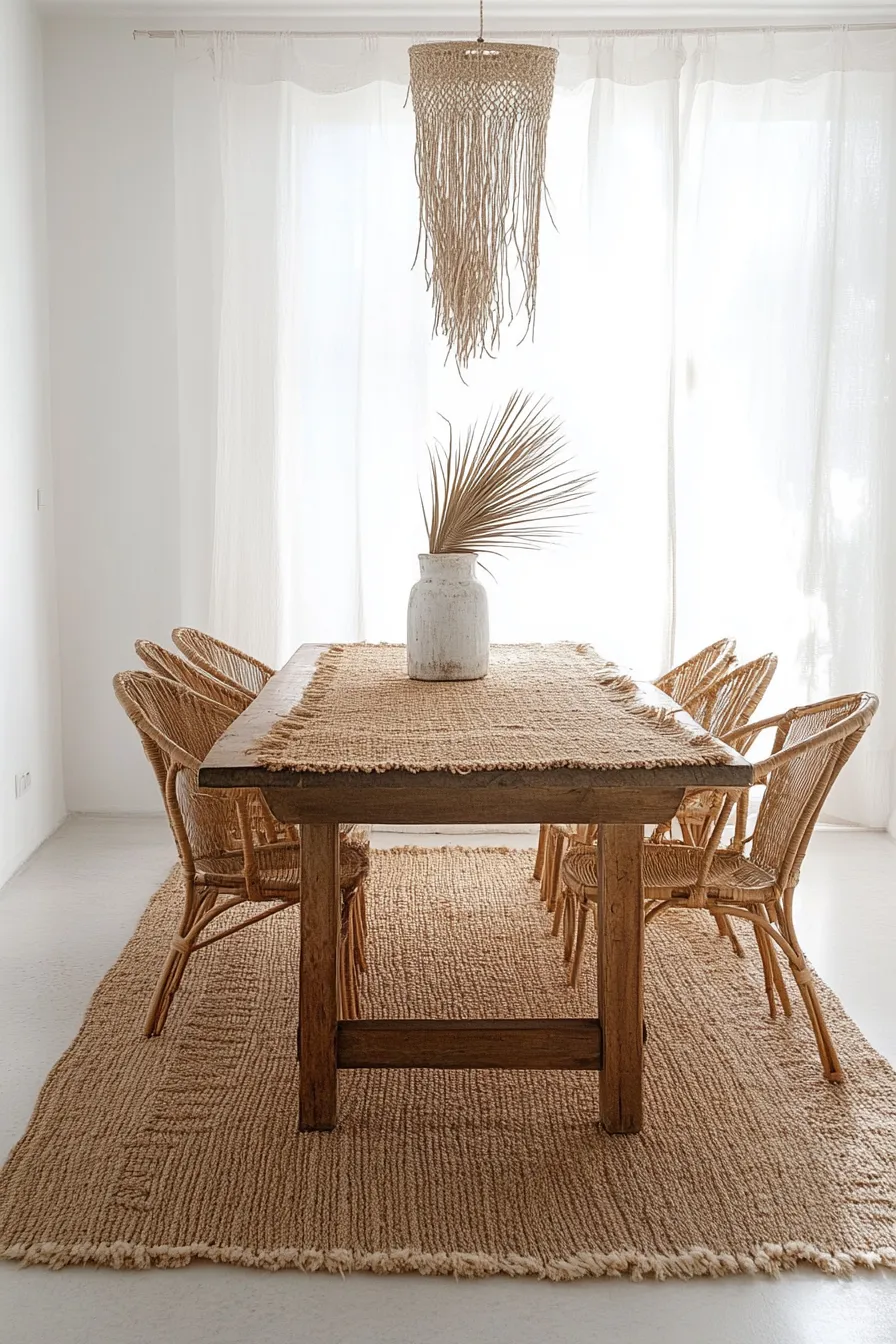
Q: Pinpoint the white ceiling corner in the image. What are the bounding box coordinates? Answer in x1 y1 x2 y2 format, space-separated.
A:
35 1 896 25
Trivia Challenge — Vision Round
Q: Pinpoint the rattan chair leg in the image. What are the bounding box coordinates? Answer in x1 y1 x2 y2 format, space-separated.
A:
144 947 178 1036
352 883 368 973
357 878 368 941
775 889 841 1070
711 901 845 1082
715 912 745 957
793 966 842 1081
350 918 362 1015
343 919 359 1020
568 900 590 989
764 905 792 1015
769 946 792 1016
340 889 359 1020
544 830 565 914
549 835 569 933
338 944 347 1021
753 925 779 1019
562 885 577 964
144 868 198 1036
534 823 548 880
550 868 566 935
538 828 555 904
339 924 352 1020
144 943 192 1037
550 842 566 918
778 895 841 1077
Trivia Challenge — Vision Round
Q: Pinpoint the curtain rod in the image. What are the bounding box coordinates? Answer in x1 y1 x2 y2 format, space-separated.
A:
133 23 896 39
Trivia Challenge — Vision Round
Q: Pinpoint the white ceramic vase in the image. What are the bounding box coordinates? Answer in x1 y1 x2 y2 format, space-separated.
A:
407 552 489 681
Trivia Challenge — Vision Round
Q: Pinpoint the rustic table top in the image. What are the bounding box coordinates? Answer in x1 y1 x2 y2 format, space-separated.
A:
200 643 752 798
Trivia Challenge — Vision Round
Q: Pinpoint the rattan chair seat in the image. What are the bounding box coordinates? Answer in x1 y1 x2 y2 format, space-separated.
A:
562 841 776 901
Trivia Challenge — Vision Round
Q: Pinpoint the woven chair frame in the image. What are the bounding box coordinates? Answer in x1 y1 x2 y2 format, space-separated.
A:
135 639 253 715
665 652 779 848
135 641 284 845
114 670 367 1035
645 651 778 954
172 627 275 697
532 637 738 895
654 637 737 705
560 691 878 1082
683 652 778 741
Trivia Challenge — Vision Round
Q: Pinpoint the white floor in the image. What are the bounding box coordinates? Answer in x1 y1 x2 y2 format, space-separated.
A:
1 815 895 1344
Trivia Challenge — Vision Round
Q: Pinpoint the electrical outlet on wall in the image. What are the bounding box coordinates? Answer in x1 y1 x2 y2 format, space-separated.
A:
14 771 31 799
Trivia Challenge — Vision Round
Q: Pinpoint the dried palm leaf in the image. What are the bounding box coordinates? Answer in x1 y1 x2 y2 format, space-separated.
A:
423 391 595 557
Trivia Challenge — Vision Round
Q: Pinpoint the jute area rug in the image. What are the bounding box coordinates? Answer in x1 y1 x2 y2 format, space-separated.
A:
1 847 895 1280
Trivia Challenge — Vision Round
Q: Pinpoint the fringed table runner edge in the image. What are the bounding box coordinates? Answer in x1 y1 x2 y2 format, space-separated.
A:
253 643 733 775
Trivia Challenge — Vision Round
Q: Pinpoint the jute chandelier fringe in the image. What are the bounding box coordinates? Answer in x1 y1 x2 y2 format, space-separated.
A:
408 3 557 366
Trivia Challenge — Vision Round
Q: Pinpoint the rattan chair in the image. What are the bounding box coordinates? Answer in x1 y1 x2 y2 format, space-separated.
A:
136 639 252 714
665 652 779 955
172 627 274 697
685 652 777 740
114 671 369 1035
561 692 879 1081
539 652 777 940
532 637 737 892
654 637 737 705
136 640 288 845
669 652 778 849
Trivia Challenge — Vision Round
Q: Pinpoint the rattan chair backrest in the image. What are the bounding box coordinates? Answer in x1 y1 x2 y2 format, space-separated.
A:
114 670 239 863
685 653 778 738
655 638 736 705
749 693 878 888
135 639 252 714
171 628 274 696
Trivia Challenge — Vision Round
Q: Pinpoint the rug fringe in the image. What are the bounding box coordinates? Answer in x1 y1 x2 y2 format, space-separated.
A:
373 845 535 856
4 1239 896 1279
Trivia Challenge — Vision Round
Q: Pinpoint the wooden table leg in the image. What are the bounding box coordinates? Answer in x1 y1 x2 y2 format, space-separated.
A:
299 822 341 1131
597 823 644 1134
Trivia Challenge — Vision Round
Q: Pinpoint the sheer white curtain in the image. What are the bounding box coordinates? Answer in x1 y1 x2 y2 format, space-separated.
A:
173 28 896 829
671 29 896 829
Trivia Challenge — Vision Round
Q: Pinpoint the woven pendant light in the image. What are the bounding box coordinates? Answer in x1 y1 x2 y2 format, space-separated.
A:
408 5 557 366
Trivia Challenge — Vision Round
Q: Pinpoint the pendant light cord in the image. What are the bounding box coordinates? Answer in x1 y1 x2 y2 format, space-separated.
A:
478 0 484 43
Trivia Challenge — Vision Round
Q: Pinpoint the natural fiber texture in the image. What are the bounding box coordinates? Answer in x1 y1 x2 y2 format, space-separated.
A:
654 637 736 704
171 628 274 697
135 639 253 715
409 40 557 365
2 847 896 1278
113 671 370 1032
255 643 734 774
559 694 879 1083
684 653 778 741
663 652 779 848
423 392 594 556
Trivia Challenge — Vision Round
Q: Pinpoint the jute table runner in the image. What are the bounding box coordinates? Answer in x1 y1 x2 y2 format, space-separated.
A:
255 643 732 775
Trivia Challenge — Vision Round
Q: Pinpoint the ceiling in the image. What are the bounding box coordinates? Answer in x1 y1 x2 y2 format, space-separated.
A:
35 1 896 23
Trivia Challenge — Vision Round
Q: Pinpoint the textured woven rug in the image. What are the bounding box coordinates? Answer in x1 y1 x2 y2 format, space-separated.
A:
2 847 895 1279
255 643 733 773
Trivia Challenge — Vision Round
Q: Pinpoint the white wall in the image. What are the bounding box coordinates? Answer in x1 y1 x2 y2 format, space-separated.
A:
0 0 65 883
43 19 180 813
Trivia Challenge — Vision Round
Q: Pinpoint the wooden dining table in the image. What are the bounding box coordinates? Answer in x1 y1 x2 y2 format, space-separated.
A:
199 643 751 1136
